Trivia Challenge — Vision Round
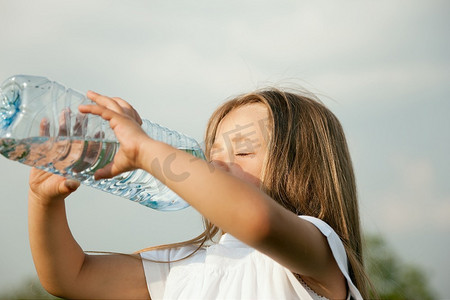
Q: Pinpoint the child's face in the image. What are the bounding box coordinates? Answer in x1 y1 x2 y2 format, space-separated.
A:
210 103 270 187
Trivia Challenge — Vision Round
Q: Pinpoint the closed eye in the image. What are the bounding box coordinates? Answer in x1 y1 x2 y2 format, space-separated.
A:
235 153 254 157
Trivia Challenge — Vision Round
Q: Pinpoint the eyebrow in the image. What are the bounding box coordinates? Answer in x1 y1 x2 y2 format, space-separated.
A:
231 135 254 143
213 135 256 147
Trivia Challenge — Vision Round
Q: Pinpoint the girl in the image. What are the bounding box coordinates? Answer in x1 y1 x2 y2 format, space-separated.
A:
28 88 369 299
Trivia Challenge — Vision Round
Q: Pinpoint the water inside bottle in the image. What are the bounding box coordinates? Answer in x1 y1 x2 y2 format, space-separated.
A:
0 136 118 179
0 136 203 210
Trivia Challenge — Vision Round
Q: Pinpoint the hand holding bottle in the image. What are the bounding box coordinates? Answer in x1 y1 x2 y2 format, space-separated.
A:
29 168 80 204
79 92 151 180
1 75 204 211
29 92 143 205
28 118 80 206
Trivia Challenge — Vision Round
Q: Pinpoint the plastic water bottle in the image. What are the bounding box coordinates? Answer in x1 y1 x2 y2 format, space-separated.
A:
0 75 205 211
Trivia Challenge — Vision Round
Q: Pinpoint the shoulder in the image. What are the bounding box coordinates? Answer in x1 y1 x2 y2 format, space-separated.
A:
299 216 345 260
299 215 363 299
299 216 333 235
298 215 348 274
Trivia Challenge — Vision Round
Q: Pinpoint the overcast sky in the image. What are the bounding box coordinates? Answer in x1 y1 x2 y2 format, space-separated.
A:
1 0 449 297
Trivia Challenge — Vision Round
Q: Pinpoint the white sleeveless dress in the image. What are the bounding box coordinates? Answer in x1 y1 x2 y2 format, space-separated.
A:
140 216 363 300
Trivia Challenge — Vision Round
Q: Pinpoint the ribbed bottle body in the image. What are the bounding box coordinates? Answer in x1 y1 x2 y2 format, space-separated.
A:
0 75 205 211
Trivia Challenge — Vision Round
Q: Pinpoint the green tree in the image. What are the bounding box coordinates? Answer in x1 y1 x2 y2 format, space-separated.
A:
365 234 437 300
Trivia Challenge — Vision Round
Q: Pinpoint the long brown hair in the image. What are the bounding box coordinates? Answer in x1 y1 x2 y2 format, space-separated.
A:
139 88 370 297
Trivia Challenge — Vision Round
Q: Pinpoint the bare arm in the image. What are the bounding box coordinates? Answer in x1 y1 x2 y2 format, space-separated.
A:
80 93 346 297
28 169 149 299
28 107 150 299
136 140 343 286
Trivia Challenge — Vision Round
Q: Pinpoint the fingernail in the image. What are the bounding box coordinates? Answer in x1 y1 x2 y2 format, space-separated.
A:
65 179 80 190
87 91 96 98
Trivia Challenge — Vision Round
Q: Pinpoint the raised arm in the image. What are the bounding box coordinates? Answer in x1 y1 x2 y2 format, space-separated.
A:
80 92 346 298
28 169 149 299
28 102 150 299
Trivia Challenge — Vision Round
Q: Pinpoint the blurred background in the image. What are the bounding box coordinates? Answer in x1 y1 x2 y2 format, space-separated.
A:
0 1 448 298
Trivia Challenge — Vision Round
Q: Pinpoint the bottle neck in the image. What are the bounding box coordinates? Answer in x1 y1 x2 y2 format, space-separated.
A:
0 87 21 132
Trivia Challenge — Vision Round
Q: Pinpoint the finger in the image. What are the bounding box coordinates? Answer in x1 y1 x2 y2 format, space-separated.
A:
112 97 143 125
64 179 80 191
30 167 51 180
78 104 131 133
78 104 117 122
94 162 118 180
39 118 50 136
87 91 123 113
73 113 87 136
94 131 105 139
58 108 70 136
55 178 80 196
111 97 131 108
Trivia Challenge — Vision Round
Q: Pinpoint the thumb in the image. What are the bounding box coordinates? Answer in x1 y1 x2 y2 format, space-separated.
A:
62 179 81 193
94 162 120 180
